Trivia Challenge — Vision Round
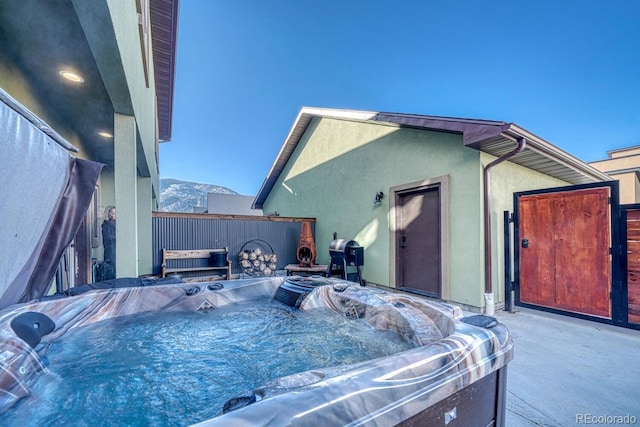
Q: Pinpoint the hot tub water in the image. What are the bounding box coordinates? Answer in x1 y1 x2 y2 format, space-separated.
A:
0 298 415 426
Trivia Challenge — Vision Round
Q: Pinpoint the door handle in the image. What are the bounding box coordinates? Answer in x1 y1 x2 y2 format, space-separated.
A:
521 238 529 248
400 236 407 248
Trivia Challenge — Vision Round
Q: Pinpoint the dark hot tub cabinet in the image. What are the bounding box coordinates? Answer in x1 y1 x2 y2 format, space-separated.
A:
0 90 513 426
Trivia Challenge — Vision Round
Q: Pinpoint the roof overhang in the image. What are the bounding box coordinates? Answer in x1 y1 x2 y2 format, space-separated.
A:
0 0 179 161
253 107 612 209
150 0 180 142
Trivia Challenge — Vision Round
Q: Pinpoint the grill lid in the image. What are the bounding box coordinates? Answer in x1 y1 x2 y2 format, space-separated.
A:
329 239 358 254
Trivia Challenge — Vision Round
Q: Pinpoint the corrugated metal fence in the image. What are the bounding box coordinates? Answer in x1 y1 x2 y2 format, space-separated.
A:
152 212 316 277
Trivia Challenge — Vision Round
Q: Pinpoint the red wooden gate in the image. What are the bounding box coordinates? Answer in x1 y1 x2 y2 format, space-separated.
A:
513 181 640 329
516 187 612 318
624 209 640 324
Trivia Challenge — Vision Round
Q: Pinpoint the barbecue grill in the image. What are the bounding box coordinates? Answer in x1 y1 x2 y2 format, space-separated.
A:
327 237 364 285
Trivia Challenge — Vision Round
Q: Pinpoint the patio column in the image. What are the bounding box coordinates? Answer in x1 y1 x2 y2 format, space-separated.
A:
137 176 153 275
114 113 139 278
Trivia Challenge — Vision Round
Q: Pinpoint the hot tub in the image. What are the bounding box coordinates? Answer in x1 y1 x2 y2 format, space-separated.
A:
0 276 513 426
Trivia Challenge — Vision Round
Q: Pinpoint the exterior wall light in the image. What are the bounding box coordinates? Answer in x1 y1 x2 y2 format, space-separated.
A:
374 191 384 205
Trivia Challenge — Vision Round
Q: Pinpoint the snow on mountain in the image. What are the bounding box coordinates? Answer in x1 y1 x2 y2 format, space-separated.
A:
159 178 238 212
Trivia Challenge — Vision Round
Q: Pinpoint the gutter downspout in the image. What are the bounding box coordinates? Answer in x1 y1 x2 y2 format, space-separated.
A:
483 136 526 315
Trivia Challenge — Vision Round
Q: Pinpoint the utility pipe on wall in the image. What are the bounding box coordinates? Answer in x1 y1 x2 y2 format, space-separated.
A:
483 136 526 315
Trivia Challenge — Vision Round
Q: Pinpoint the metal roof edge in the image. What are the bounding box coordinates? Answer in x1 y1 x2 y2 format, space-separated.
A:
150 0 180 142
505 124 612 182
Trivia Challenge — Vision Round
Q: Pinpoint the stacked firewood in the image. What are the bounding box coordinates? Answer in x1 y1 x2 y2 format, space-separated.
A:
238 247 277 276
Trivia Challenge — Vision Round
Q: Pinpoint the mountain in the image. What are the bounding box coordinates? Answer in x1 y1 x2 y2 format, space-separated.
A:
159 178 238 212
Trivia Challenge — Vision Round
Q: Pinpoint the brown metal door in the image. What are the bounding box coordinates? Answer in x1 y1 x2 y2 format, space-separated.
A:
518 187 611 318
397 187 441 297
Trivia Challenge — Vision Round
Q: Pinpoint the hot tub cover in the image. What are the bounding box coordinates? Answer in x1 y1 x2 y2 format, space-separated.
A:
0 88 103 310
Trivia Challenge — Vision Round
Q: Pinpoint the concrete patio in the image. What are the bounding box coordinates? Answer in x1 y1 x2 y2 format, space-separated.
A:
494 307 640 426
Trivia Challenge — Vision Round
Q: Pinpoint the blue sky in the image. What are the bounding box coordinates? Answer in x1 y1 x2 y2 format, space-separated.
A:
160 0 640 195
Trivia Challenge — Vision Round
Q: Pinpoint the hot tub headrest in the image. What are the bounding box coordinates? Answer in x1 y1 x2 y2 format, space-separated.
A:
10 311 55 348
273 276 329 308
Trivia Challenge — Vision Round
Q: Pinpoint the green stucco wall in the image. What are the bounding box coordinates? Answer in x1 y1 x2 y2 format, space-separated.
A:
263 117 486 307
108 0 157 275
263 117 576 309
106 0 159 186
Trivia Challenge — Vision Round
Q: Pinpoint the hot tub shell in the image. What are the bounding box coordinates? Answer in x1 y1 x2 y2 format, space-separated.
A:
0 276 513 426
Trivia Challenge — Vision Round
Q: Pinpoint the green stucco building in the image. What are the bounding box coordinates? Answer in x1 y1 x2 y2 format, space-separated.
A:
254 108 611 311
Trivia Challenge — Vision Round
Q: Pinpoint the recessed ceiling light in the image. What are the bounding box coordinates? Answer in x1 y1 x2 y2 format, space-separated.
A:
59 70 85 83
98 131 113 138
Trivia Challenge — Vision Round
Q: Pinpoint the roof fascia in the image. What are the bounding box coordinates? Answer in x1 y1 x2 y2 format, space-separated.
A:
150 0 180 142
502 124 611 182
